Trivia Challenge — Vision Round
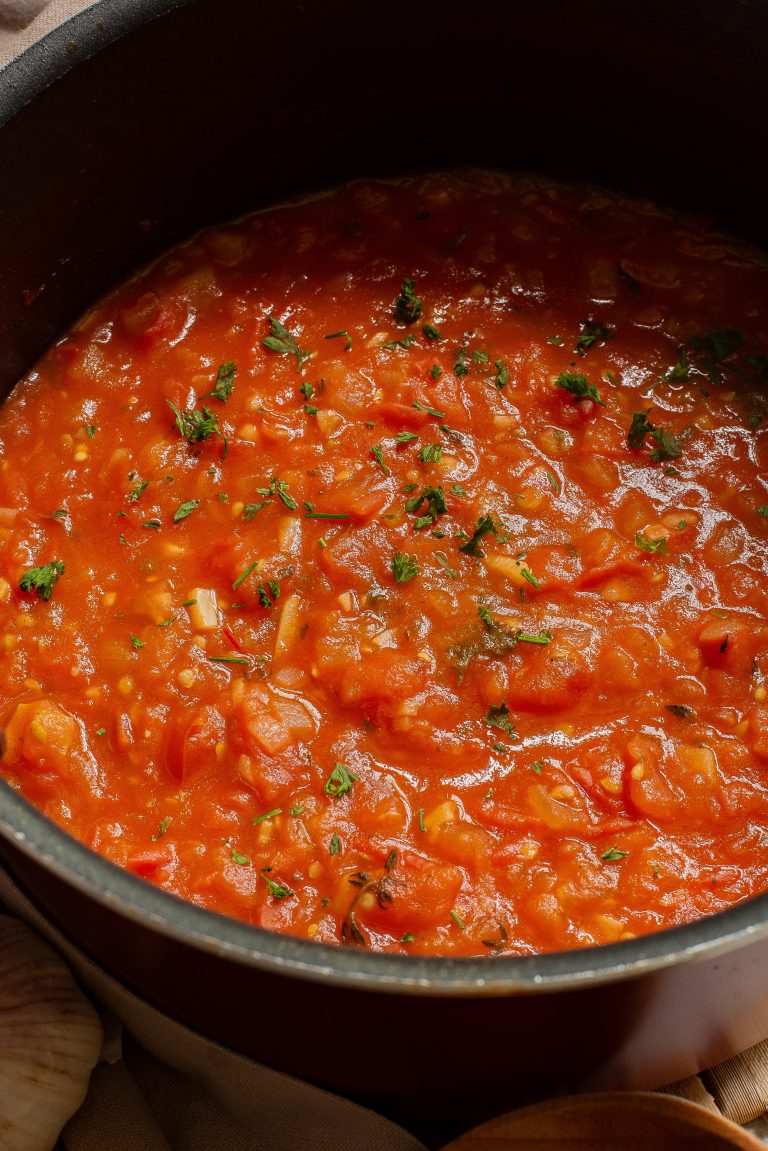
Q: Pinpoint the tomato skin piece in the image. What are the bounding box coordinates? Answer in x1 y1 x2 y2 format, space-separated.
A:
164 706 226 782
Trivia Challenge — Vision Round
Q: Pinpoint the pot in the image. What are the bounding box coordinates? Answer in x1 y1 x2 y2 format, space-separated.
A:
2 0 768 1135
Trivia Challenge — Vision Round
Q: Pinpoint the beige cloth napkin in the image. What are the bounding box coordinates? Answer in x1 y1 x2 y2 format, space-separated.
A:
0 865 428 1151
0 0 94 68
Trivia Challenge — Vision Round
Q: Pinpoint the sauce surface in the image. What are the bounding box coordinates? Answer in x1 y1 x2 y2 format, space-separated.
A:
1 170 768 956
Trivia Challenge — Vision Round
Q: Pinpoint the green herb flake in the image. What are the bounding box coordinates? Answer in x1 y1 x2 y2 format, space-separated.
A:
423 323 441 341
477 599 494 629
494 360 510 389
600 847 629 862
449 910 466 930
370 444 391 476
395 430 419 444
450 483 465 497
85 424 97 438
758 506 768 518
635 531 669 555
142 519 161 531
243 501 270 520
329 832 341 856
129 480 149 502
303 503 350 520
263 874 293 899
253 808 282 825
418 808 426 833
207 654 251 666
325 329 353 351
262 315 311 370
531 761 544 775
547 335 564 346
429 364 442 381
231 849 251 866
324 761 358 799
515 630 552 645
232 561 259 591
152 816 172 842
401 932 416 943
454 347 469 377
484 702 519 740
96 727 106 737
392 551 419 583
664 346 690 383
555 371 606 407
418 443 443 464
51 509 68 522
288 805 305 817
576 320 613 357
413 400 446 419
18 560 64 602
167 401 220 444
130 634 144 650
173 499 199 523
206 360 236 402
393 278 423 325
459 513 498 558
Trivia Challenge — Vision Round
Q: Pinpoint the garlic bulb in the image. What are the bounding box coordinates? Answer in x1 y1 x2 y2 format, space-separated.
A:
0 915 103 1151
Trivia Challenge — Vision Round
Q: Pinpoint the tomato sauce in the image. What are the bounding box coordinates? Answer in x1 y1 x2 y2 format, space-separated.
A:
1 170 768 956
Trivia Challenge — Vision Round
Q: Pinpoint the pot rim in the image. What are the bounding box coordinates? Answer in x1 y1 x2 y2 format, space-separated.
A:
3 778 768 996
3 0 768 999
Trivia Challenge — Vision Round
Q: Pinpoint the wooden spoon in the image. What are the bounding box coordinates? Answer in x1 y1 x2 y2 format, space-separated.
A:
441 1092 767 1150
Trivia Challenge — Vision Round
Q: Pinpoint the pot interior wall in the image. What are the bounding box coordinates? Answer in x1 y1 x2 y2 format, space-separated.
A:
1 0 768 392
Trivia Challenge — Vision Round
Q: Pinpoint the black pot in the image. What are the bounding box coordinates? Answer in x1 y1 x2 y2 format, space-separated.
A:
2 0 768 1137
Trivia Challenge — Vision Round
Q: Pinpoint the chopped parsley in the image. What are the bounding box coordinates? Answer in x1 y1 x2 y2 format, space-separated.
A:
459 513 498 557
429 364 442 381
263 874 293 899
262 315 311 370
413 400 446 419
253 808 282 825
324 762 358 798
173 499 199 523
555 371 606 406
18 560 64 602
205 360 236 402
85 424 97 438
600 847 629 862
635 531 669 555
130 635 144 650
329 833 341 856
758 506 768 518
576 320 613 356
395 430 419 444
449 911 466 930
325 329 352 351
129 480 149 502
423 323 441 341
243 502 269 520
477 599 494 628
50 509 68 522
167 401 220 444
232 561 259 591
454 347 469 377
392 551 419 583
484 702 519 741
231 849 251 866
207 654 251 666
689 328 743 384
393 278 423 324
547 335 564 346
664 346 690 383
257 580 280 608
151 816 172 842
405 485 447 531
303 503 350 520
494 360 509 389
383 333 416 351
515 630 552 645
627 410 682 461
370 444 391 476
418 443 443 464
